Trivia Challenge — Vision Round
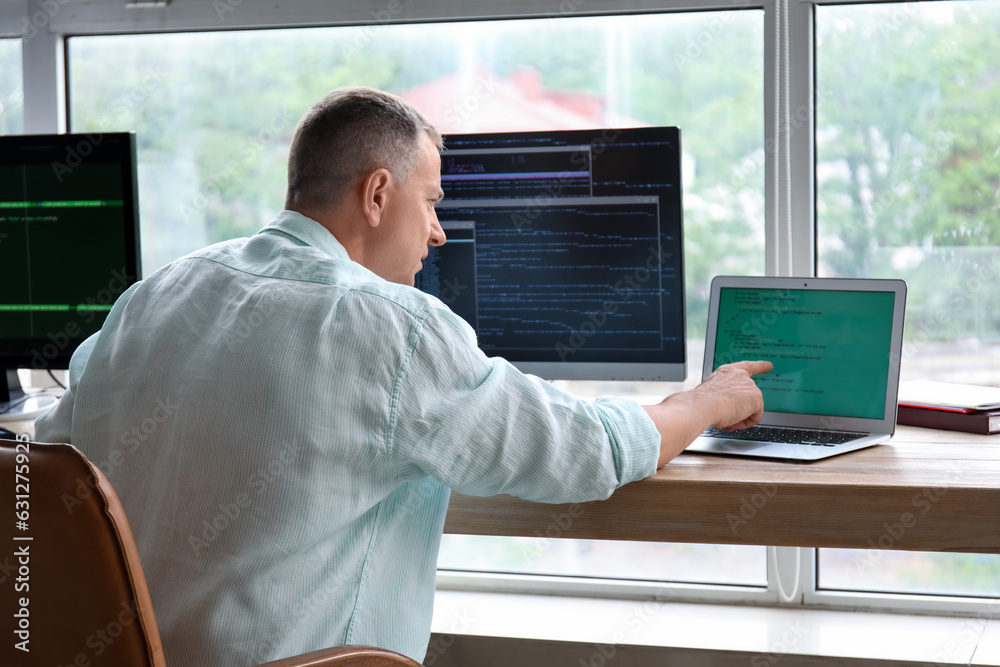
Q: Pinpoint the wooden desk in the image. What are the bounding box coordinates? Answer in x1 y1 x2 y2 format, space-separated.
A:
13 409 997 553
443 426 1000 554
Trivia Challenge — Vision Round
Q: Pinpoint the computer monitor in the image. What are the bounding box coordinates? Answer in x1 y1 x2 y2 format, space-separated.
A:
0 132 141 420
416 126 686 381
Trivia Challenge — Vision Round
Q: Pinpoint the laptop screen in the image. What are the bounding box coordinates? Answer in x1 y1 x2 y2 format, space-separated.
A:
711 287 896 420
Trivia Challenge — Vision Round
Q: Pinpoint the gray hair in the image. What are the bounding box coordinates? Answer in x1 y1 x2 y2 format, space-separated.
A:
285 87 442 212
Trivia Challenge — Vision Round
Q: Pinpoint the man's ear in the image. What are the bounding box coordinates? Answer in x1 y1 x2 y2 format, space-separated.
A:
361 168 392 228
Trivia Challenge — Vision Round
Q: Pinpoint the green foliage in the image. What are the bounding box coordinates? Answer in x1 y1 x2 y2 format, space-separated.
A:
67 14 768 306
64 7 999 347
816 3 1000 345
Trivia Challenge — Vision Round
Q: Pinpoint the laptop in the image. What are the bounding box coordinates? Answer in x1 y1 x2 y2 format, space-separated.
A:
685 276 907 462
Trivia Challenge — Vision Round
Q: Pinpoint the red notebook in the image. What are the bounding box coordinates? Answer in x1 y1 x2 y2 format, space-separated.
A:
896 404 1000 435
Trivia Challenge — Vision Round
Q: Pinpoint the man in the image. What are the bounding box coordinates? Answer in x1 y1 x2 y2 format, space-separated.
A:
35 87 770 664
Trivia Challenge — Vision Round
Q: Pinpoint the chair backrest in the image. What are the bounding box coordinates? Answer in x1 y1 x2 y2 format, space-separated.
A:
0 439 166 667
256 645 426 667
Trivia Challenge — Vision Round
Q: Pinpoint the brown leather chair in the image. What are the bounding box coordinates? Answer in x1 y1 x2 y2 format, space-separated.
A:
0 440 421 667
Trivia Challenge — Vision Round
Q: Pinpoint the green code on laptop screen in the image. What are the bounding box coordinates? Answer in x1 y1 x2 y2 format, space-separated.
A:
713 288 895 420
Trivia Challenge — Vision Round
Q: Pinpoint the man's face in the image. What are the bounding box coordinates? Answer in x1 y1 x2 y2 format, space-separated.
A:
374 134 446 286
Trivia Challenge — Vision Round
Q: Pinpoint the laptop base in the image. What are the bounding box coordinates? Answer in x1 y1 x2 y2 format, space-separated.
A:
685 433 888 462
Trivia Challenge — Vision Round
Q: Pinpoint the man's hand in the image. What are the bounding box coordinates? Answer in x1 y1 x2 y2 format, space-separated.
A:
642 360 773 468
688 360 773 431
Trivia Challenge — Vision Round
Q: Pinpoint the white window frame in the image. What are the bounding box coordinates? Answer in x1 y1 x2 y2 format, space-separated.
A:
10 0 998 617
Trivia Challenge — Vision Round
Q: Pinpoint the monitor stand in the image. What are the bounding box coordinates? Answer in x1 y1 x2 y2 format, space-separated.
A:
0 369 58 422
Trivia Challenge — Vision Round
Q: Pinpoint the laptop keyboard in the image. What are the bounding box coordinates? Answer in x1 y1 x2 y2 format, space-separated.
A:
702 426 866 447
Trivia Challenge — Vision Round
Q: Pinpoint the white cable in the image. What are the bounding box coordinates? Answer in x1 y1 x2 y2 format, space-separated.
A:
768 0 801 604
769 0 801 604
773 546 802 603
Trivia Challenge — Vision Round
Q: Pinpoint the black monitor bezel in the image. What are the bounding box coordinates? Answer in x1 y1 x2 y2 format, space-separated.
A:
0 131 141 371
433 125 687 382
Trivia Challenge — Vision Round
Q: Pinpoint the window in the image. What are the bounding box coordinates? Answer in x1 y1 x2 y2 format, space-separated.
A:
44 0 1000 612
69 10 767 589
0 38 23 134
816 0 1000 600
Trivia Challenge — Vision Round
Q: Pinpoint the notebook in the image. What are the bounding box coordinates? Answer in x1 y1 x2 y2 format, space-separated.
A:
685 276 907 462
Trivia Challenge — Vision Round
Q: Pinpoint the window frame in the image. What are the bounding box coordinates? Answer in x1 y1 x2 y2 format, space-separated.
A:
0 3 25 37
0 36 24 135
14 0 1000 617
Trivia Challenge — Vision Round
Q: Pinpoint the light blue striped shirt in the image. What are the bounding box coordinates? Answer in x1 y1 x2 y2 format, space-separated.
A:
35 210 659 664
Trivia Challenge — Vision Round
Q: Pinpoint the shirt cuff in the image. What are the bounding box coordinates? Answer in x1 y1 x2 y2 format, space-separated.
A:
591 397 661 486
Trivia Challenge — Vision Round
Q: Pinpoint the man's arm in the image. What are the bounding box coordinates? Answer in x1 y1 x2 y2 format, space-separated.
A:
35 283 141 444
644 360 773 468
34 333 100 443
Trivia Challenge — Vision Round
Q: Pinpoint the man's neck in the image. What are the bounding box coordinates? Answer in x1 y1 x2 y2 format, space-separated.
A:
287 206 367 268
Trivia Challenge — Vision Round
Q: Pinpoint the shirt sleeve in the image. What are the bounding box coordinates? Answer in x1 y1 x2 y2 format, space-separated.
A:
33 332 99 444
34 282 141 444
385 301 660 504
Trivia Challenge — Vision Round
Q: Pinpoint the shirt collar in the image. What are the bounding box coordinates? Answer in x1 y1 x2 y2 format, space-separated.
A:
256 210 352 262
